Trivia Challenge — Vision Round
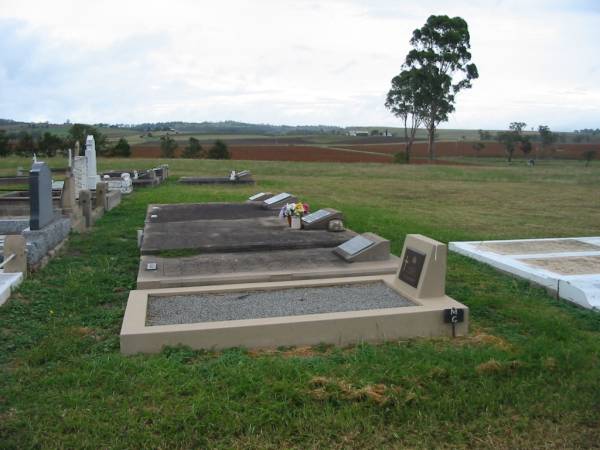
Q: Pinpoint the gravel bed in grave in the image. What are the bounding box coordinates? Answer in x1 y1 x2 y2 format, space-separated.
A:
146 282 414 326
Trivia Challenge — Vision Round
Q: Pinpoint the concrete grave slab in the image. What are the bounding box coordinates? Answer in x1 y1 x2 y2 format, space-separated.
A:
140 217 356 254
246 192 273 203
137 248 401 288
122 234 467 354
450 237 600 310
145 203 275 223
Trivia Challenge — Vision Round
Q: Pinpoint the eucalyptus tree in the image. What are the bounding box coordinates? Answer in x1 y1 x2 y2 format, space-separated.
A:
385 68 424 163
403 15 479 160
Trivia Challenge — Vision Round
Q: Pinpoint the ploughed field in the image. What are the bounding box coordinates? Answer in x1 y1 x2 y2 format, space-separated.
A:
1 156 599 448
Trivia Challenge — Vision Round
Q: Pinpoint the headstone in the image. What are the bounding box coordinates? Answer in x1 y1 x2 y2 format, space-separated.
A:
72 156 88 197
79 190 92 228
85 135 100 190
96 182 108 212
333 233 390 262
29 162 54 230
61 170 77 212
301 208 343 230
229 170 236 181
67 148 72 168
397 234 446 299
75 140 81 156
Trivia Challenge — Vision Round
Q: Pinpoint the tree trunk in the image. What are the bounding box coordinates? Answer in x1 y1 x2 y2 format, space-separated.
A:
406 141 412 163
428 125 435 160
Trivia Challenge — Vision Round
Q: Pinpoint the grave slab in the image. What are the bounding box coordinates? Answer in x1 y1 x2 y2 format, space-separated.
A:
450 237 600 310
140 217 356 254
137 248 401 288
122 234 467 354
179 177 255 185
145 203 275 223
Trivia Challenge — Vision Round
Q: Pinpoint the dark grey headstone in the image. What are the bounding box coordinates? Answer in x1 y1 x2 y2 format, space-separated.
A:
29 162 54 230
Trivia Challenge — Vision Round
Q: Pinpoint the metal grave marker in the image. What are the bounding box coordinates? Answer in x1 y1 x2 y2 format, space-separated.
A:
399 248 426 288
338 235 374 256
264 192 291 205
302 209 331 224
249 192 266 201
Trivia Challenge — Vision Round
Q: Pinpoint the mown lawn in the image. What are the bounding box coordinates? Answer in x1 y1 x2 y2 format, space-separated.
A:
1 157 599 448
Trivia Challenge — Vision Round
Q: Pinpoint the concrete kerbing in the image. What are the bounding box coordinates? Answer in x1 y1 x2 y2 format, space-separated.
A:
450 236 600 310
120 275 468 354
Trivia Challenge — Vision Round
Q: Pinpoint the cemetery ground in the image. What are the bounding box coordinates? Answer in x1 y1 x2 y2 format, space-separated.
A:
1 157 599 448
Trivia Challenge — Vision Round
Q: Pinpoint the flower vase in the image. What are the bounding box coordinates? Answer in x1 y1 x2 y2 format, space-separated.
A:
291 216 301 229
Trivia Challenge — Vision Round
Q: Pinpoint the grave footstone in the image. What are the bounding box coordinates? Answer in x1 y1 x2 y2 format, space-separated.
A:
333 233 390 262
302 208 343 230
79 190 92 228
96 182 108 212
29 162 54 230
398 234 446 299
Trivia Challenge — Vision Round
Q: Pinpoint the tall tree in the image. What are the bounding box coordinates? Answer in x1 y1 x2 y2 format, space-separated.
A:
112 138 131 157
38 132 64 157
182 137 203 158
208 140 230 159
160 134 178 158
15 131 36 157
498 122 527 163
385 68 423 163
68 123 107 154
0 130 10 157
404 15 478 160
538 125 557 159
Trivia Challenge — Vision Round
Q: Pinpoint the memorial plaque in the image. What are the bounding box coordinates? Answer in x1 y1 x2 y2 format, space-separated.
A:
264 192 291 205
146 262 157 271
399 248 426 288
249 192 266 201
337 235 374 256
302 209 331 224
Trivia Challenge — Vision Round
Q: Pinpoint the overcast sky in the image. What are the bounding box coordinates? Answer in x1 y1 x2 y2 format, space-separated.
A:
0 0 599 130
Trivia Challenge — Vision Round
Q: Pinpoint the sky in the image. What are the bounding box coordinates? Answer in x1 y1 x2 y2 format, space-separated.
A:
0 0 599 131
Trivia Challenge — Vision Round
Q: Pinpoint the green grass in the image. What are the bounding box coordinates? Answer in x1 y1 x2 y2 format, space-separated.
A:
1 157 599 448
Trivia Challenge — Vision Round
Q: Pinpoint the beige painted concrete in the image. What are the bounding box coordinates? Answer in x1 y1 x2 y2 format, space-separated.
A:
3 235 26 274
399 234 446 300
120 275 468 354
136 254 401 289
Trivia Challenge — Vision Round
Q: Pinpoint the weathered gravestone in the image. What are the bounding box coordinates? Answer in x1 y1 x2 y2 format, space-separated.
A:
333 232 390 262
29 162 54 230
85 135 100 190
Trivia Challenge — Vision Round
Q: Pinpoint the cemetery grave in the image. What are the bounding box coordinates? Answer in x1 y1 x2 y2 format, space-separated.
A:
450 237 600 310
122 234 468 354
139 201 355 254
179 169 254 185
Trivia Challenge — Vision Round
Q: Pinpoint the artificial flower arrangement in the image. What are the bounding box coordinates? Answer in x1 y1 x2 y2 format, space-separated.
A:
279 202 310 228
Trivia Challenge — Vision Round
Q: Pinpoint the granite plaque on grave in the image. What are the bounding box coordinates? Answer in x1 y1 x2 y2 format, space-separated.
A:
301 208 343 230
29 162 54 230
249 192 267 201
264 193 291 205
398 248 426 288
333 233 391 263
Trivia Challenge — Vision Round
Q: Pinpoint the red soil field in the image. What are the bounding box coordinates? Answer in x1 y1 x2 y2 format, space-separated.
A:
131 141 598 163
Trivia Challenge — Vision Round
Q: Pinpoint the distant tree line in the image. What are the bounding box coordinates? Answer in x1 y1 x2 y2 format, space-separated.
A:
160 135 230 159
0 124 131 158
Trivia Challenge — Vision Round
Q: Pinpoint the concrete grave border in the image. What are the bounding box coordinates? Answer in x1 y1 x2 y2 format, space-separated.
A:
122 234 468 354
450 236 600 310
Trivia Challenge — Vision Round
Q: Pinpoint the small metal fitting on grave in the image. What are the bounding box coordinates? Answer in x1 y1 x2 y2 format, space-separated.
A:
328 219 345 232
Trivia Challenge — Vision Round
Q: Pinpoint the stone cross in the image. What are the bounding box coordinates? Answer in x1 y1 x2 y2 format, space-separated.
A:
29 162 54 230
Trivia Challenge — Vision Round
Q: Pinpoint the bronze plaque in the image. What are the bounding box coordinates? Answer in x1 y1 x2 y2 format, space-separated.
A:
399 248 426 288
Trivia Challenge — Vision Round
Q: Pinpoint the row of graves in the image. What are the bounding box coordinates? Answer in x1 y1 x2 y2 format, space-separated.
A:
179 169 254 185
121 191 469 354
0 136 170 305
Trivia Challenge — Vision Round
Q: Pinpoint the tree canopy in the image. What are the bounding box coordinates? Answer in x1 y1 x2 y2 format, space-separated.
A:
207 140 230 160
386 15 478 160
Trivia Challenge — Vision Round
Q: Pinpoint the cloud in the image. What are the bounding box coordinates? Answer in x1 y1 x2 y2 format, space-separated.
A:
0 0 599 130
